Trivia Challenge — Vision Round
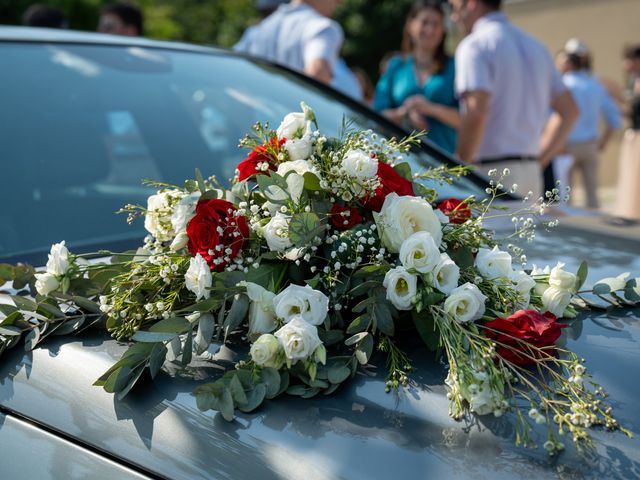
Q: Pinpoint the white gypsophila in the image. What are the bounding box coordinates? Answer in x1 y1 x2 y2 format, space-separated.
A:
542 286 572 317
170 231 190 252
341 149 379 180
184 254 212 300
277 112 308 140
399 231 441 274
171 191 201 233
263 213 293 252
531 264 552 296
273 284 329 326
432 253 460 295
549 262 578 293
244 282 277 336
374 193 442 253
444 283 487 323
475 246 513 280
383 266 418 311
45 241 69 276
250 334 282 368
510 269 536 307
34 273 60 296
144 191 178 242
468 380 501 416
274 316 322 363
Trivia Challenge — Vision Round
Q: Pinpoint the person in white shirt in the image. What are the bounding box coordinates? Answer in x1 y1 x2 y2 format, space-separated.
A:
234 0 344 85
448 0 578 197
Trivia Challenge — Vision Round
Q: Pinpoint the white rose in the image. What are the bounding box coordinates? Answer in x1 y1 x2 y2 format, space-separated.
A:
277 112 307 139
444 283 487 323
383 266 418 311
374 193 442 253
475 246 513 279
549 262 578 293
171 191 201 233
277 159 317 177
341 149 378 180
184 254 212 300
273 284 329 326
263 213 293 252
45 241 69 276
170 231 190 252
542 286 572 317
34 272 59 296
284 137 313 161
274 316 323 363
399 231 441 273
432 254 460 295
509 270 536 307
144 191 176 242
250 334 283 368
531 264 551 296
244 282 277 335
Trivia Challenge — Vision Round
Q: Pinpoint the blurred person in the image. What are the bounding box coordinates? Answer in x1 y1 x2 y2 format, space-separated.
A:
331 58 363 101
556 50 622 209
449 0 578 198
233 0 344 85
374 0 460 154
353 67 375 105
98 2 143 37
614 45 640 220
565 38 626 107
234 0 288 51
22 4 66 28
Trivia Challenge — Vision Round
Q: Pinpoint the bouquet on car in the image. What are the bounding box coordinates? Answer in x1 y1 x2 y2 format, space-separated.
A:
2 103 638 454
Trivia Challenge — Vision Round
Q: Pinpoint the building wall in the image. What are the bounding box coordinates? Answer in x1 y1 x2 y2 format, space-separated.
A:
504 0 640 190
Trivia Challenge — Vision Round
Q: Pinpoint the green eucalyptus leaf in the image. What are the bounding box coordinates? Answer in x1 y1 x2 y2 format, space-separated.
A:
223 294 250 333
593 283 612 295
259 368 281 399
237 383 267 413
228 374 248 405
288 212 324 247
345 332 368 346
11 296 37 312
393 162 413 181
24 327 41 351
575 261 588 291
150 316 191 334
149 343 167 379
327 365 351 384
218 388 235 421
624 278 640 302
194 313 215 355
115 366 146 400
286 384 309 396
303 172 322 191
346 315 370 334
0 325 23 336
52 316 85 336
132 331 178 343
104 365 132 394
412 311 439 351
355 333 374 365
195 168 207 193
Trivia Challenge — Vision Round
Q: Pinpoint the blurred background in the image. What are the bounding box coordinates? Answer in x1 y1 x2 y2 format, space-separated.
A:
1 0 639 213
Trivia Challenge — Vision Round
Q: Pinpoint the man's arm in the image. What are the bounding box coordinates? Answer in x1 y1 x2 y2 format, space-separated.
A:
599 88 623 151
538 91 579 167
304 58 333 84
456 91 490 164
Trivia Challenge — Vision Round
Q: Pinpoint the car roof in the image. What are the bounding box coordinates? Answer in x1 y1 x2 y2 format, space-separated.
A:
0 25 219 54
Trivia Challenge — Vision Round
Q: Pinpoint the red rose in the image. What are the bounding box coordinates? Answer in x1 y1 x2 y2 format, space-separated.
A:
237 137 285 181
329 204 363 230
436 198 471 224
187 199 249 271
364 162 414 212
484 310 566 365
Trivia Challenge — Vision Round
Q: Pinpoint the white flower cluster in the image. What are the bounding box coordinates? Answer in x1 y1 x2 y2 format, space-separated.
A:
247 284 328 367
34 241 70 296
144 190 189 243
532 262 577 317
446 369 506 417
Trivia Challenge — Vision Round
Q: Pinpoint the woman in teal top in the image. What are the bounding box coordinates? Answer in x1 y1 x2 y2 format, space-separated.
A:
374 0 460 154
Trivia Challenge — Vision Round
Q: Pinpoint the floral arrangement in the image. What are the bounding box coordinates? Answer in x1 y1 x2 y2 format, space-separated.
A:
1 103 638 455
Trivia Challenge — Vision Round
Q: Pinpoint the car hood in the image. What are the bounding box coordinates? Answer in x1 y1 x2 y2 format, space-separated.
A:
0 221 639 480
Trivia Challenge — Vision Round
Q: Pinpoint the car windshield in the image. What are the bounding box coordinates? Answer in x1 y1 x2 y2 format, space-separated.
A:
0 42 485 265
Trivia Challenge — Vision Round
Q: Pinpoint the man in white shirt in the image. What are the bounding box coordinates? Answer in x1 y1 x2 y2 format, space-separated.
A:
234 0 344 85
448 0 578 197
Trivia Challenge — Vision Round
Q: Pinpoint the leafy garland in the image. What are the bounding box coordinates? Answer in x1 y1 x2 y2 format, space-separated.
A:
1 103 638 455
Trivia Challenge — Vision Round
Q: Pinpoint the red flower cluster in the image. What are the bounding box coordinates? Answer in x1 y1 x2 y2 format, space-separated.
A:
330 205 363 231
187 199 249 271
436 198 471 224
364 162 414 212
237 137 285 181
484 310 566 365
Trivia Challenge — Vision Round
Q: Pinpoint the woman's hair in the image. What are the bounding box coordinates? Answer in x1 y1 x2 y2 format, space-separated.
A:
401 0 448 74
623 44 640 60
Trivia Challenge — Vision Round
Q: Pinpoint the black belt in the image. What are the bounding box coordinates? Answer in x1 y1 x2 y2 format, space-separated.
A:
477 155 538 165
